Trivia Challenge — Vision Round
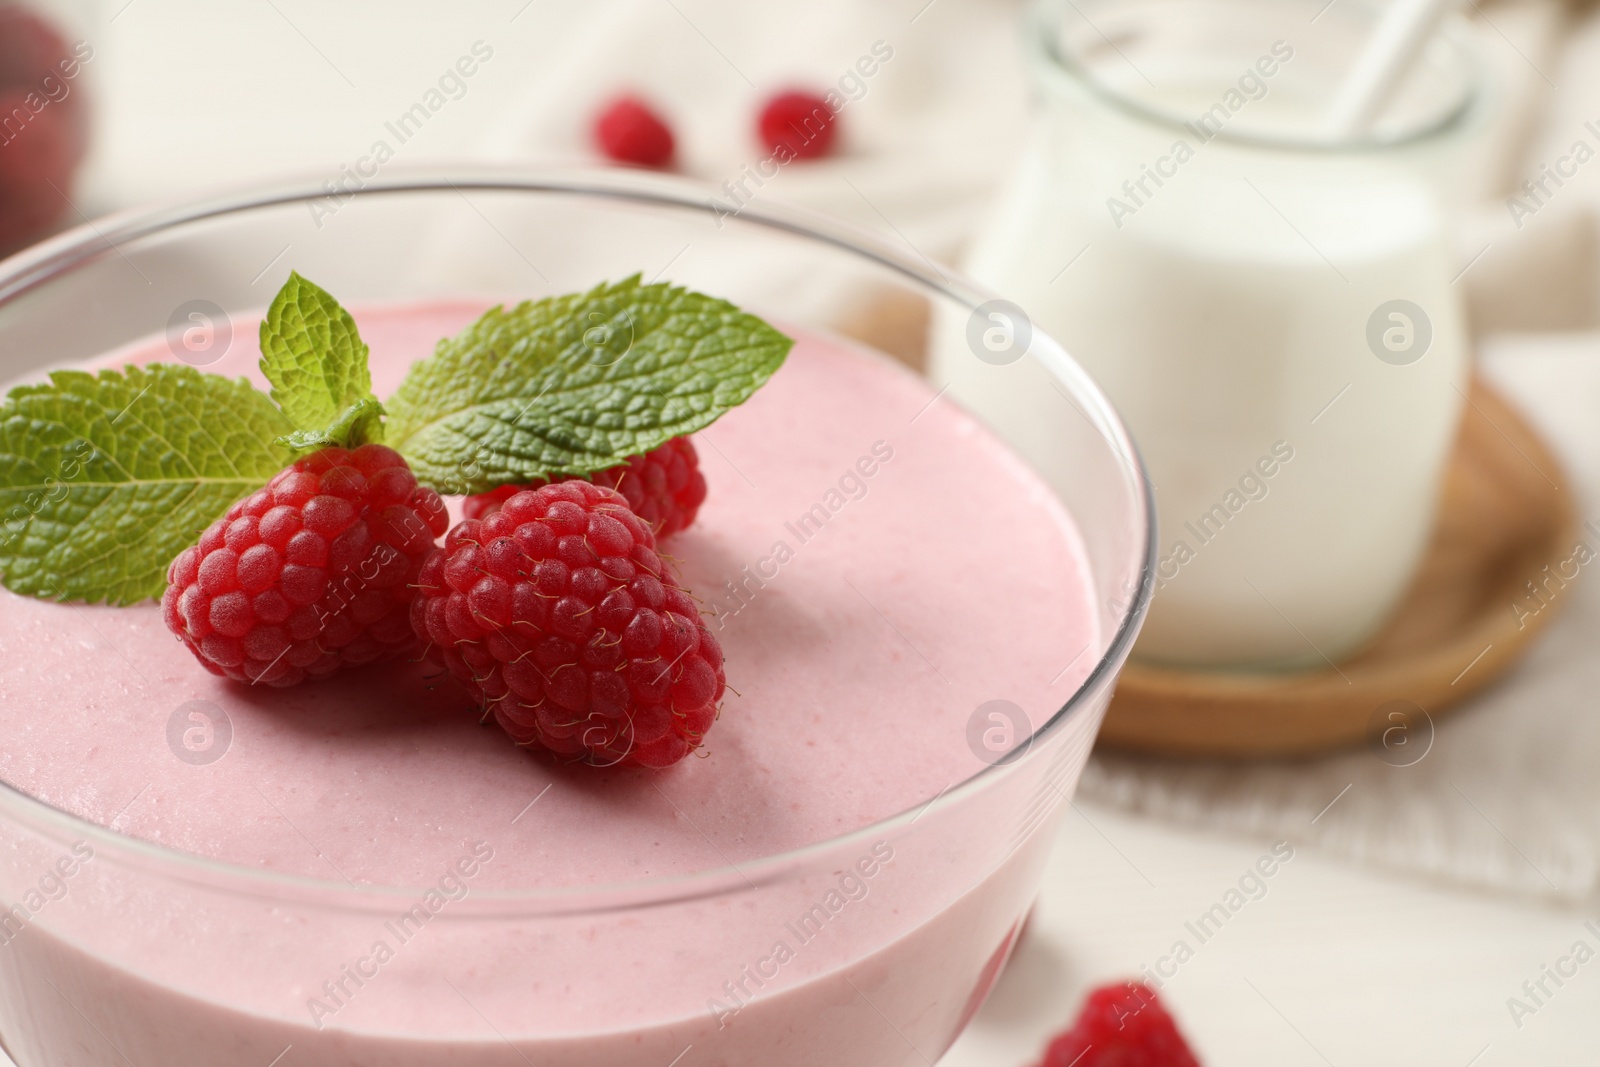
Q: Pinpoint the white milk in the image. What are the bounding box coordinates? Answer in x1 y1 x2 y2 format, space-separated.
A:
937 62 1473 669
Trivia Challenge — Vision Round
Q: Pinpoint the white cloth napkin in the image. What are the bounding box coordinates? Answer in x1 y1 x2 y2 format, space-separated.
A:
474 0 1034 264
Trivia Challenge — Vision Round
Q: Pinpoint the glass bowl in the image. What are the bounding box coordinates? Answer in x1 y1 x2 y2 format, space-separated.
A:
0 168 1153 1067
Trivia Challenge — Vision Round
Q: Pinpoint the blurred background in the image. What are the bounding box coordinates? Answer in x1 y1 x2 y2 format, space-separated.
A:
19 0 1600 332
6 0 1600 1063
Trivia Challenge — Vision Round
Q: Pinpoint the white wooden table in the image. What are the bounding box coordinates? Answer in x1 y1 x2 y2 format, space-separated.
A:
944 801 1598 1066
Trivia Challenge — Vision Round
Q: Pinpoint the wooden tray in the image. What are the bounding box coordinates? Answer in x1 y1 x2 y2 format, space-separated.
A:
1099 376 1582 758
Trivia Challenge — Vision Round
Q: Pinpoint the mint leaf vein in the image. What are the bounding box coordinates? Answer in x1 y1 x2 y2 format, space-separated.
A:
384 277 792 494
0 364 294 604
259 271 379 445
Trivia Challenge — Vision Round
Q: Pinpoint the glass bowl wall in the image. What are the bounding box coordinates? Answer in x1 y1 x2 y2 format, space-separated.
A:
0 169 1153 1067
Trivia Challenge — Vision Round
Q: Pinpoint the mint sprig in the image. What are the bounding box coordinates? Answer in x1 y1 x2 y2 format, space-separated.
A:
0 274 791 606
259 271 383 451
0 364 293 604
384 276 792 495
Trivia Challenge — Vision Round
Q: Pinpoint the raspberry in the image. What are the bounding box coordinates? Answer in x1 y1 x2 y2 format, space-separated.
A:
0 7 71 85
162 444 449 688
594 95 675 168
757 90 837 161
463 437 706 539
0 7 88 254
1035 981 1201 1067
413 481 725 768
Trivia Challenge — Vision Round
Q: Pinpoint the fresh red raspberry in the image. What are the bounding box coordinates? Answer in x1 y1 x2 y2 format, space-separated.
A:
0 7 89 254
0 6 72 84
412 481 725 769
161 444 449 688
757 90 837 161
1035 981 1201 1067
594 95 675 168
462 436 706 539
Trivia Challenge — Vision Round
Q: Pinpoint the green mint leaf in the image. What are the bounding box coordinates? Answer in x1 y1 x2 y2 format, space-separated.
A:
384 277 793 494
0 364 294 605
259 271 377 443
277 396 385 454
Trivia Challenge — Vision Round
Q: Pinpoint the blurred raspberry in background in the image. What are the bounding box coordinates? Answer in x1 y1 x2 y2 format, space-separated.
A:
0 3 90 256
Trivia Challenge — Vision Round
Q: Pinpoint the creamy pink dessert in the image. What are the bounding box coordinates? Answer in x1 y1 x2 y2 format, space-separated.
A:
0 303 1103 1066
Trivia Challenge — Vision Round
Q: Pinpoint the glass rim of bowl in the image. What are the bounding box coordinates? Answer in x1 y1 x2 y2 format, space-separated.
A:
0 166 1157 915
1027 0 1487 154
